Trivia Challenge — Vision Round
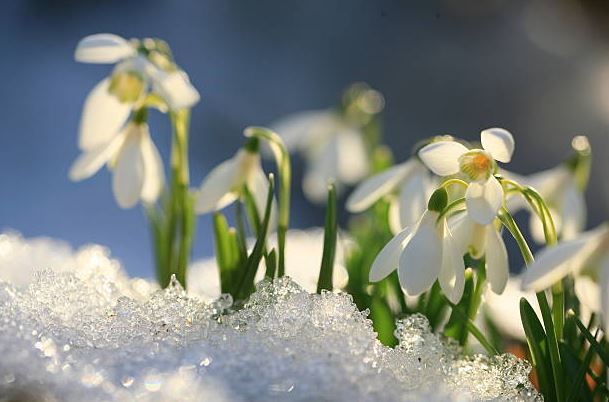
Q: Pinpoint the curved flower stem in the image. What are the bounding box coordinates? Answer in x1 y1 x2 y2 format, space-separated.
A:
499 208 564 402
441 178 469 190
436 197 466 223
244 127 291 277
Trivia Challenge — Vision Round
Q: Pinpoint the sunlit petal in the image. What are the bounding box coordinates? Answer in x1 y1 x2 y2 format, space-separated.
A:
68 131 126 181
574 276 600 314
247 163 277 228
346 161 415 213
303 136 339 203
398 211 443 296
438 222 465 303
395 169 432 232
79 78 132 151
195 155 241 214
151 69 200 110
74 33 134 63
139 127 165 204
485 226 509 294
418 141 468 176
270 110 329 151
522 225 609 291
559 182 586 240
337 130 369 184
465 176 504 225
480 128 514 163
112 133 145 208
369 226 414 282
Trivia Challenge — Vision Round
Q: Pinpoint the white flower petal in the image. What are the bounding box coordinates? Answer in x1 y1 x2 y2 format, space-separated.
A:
439 222 465 303
195 155 241 214
449 212 486 259
574 276 600 314
112 132 145 208
398 211 443 296
481 128 514 163
465 176 504 225
336 130 369 184
151 69 200 110
302 136 339 203
74 33 134 63
522 225 609 292
396 169 433 231
139 127 165 204
559 182 586 240
79 78 132 151
485 226 509 294
346 160 415 213
418 141 469 176
388 198 403 235
369 226 414 282
68 131 126 181
270 110 329 151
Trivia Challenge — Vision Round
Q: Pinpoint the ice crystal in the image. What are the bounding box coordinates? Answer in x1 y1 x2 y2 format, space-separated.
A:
0 232 541 401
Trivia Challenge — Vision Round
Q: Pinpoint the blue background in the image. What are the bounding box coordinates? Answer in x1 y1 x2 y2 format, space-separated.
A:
1 0 608 278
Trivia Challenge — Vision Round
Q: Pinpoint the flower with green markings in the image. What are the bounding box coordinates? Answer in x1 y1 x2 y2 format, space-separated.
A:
369 188 466 303
195 137 276 220
418 128 515 225
346 157 436 234
270 83 383 203
69 121 164 208
449 211 509 294
74 33 199 154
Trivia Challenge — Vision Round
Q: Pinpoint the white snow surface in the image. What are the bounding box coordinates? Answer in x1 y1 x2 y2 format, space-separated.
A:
0 231 541 401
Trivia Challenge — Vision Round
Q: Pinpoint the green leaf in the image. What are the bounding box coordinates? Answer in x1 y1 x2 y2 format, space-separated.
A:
235 174 275 300
370 295 397 347
520 298 555 401
317 183 337 293
265 248 277 279
571 313 609 367
212 212 241 294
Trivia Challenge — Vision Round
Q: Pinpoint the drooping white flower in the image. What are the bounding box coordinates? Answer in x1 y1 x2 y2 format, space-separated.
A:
346 158 436 234
418 128 515 225
522 224 609 328
450 212 509 294
270 84 383 203
69 122 164 208
369 190 466 303
75 34 200 155
195 140 274 219
187 228 350 300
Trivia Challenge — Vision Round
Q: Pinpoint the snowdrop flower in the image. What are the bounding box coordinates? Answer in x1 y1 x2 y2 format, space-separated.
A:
450 212 508 294
519 136 590 243
75 34 199 154
69 122 164 208
271 83 384 203
418 128 515 225
188 228 349 299
369 188 466 303
195 138 273 219
346 158 436 234
522 223 609 328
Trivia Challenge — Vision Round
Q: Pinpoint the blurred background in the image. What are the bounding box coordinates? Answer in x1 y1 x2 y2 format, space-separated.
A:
1 0 609 278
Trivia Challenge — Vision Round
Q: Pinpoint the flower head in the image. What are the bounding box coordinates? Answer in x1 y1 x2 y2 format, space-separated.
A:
369 188 465 303
271 83 383 203
69 122 164 208
418 128 515 225
195 137 275 220
346 158 435 234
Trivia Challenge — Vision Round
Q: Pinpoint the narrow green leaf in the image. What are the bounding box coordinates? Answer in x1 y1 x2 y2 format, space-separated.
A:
317 183 337 293
571 313 609 367
265 248 277 279
235 174 275 300
370 295 397 347
520 298 555 401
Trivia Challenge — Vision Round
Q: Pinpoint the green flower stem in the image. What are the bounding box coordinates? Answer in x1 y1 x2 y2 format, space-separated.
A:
244 127 291 277
317 183 337 293
499 208 564 402
436 197 466 223
164 109 195 287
